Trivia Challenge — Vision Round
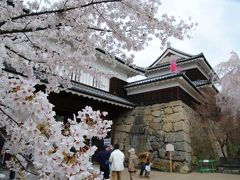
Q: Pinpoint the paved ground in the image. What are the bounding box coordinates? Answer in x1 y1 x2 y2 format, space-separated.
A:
120 169 240 180
0 168 239 180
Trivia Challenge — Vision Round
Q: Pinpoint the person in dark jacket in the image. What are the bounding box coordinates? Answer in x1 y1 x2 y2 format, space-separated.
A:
96 145 112 180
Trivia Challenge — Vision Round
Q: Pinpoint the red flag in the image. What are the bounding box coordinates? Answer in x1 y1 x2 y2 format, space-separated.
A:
170 60 182 73
170 60 177 72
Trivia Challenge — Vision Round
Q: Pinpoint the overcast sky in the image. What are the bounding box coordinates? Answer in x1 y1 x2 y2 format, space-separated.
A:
132 0 240 69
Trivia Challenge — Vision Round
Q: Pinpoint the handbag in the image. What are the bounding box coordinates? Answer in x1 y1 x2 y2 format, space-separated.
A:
145 164 151 172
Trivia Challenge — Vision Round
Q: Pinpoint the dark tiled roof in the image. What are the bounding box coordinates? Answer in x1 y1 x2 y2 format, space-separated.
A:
193 79 219 93
125 73 183 88
125 72 203 95
70 81 136 107
166 47 195 57
3 66 136 108
193 80 211 87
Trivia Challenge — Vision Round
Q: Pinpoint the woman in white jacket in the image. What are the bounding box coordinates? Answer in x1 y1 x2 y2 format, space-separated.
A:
109 144 125 180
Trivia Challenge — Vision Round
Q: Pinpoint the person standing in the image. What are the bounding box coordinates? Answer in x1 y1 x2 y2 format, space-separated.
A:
96 145 111 180
127 148 138 180
145 149 153 178
139 149 153 178
109 144 125 180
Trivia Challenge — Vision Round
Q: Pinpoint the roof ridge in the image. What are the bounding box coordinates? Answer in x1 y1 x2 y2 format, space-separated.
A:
146 53 204 71
167 46 196 57
71 80 136 107
148 47 200 68
125 72 184 88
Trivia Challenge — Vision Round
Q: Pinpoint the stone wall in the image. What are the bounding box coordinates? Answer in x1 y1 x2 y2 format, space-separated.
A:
113 100 216 173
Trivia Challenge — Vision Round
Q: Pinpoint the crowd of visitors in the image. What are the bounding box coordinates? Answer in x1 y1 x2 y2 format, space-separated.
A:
96 143 153 180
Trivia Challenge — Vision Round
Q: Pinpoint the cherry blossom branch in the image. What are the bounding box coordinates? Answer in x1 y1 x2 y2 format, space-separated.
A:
86 26 113 33
18 153 33 164
121 0 152 23
0 131 7 141
92 6 123 40
14 155 39 176
0 0 119 27
5 45 46 63
88 26 162 33
23 32 41 50
0 0 122 32
0 24 61 35
1 24 114 35
0 131 38 176
0 23 178 36
0 106 20 127
10 0 122 21
63 0 70 7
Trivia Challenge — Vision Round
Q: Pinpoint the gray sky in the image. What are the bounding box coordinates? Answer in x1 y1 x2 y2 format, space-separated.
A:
132 0 240 69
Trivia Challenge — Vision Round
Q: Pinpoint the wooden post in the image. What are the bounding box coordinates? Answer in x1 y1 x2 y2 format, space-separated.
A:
166 143 174 174
169 151 172 173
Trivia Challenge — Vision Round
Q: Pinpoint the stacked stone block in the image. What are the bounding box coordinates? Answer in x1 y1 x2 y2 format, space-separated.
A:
114 100 206 173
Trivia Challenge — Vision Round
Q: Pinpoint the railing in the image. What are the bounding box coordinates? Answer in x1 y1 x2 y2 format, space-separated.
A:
199 160 216 173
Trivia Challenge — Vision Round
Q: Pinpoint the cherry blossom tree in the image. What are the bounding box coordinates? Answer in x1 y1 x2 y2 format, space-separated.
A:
197 52 240 158
0 77 112 179
0 0 195 179
212 52 240 118
210 52 240 157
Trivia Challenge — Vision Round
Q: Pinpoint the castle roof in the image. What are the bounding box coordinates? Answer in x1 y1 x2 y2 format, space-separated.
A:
125 72 206 104
146 47 213 74
65 80 136 108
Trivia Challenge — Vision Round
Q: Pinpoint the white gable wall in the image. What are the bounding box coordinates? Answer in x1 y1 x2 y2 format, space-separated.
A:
151 48 192 67
71 52 141 92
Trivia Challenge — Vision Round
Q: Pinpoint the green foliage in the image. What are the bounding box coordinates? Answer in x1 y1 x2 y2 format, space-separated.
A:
191 123 217 166
227 142 240 158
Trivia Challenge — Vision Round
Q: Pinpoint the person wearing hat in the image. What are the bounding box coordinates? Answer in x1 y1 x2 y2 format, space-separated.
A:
128 148 139 180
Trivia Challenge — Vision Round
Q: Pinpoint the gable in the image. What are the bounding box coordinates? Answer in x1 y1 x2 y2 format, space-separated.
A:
158 52 183 64
149 47 194 68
